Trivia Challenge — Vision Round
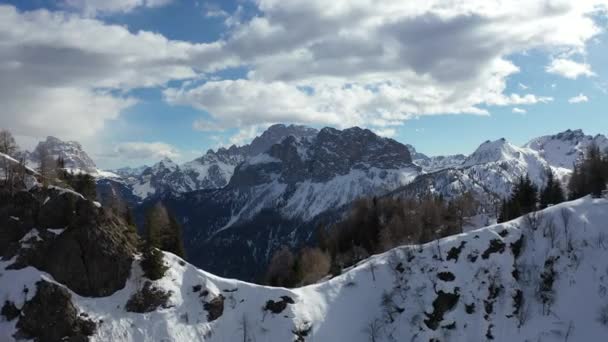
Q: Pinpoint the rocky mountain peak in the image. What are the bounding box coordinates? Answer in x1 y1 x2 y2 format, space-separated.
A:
230 126 417 187
525 129 608 170
247 124 318 156
29 136 97 172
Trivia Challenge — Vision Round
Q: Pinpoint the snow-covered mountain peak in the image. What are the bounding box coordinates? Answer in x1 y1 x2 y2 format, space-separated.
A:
463 138 526 167
525 129 608 171
29 136 97 172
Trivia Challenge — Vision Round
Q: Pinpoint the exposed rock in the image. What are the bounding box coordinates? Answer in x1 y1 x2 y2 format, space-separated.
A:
203 294 225 322
126 281 172 313
424 290 460 330
3 187 137 297
29 136 97 172
264 296 295 314
437 272 456 282
1 300 20 321
482 239 506 259
15 281 96 342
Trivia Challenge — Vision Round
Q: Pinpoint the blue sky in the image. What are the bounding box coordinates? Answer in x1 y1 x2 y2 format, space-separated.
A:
1 0 607 168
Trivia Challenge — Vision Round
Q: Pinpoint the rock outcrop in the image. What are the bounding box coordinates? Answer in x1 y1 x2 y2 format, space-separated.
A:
1 186 138 297
15 280 96 342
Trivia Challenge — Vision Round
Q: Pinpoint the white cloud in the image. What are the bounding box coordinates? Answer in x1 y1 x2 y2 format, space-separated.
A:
512 107 527 114
63 0 173 16
518 83 529 90
0 5 235 142
546 58 596 79
113 142 181 160
166 0 601 132
568 93 589 103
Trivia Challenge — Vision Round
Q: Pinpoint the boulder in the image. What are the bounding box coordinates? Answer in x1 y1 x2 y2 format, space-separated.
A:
15 280 96 342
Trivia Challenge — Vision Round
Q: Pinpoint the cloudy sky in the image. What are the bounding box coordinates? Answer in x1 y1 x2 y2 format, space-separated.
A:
1 0 607 168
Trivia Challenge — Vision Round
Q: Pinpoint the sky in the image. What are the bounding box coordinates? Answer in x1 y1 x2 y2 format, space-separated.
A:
0 0 607 169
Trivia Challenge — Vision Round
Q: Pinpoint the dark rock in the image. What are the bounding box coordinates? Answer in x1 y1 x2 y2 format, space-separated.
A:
482 239 506 259
437 272 456 282
1 300 20 321
5 187 137 297
264 296 295 314
15 281 96 342
203 295 225 322
125 281 171 313
192 284 202 293
424 290 460 330
446 241 466 262
510 235 524 259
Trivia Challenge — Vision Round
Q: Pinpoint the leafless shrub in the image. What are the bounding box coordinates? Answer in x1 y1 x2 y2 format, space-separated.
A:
525 211 545 232
369 261 377 282
598 304 608 326
363 319 383 342
238 314 251 342
543 219 559 249
560 208 573 235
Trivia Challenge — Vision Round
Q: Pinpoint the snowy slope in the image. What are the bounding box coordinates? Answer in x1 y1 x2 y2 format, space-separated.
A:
3 197 608 341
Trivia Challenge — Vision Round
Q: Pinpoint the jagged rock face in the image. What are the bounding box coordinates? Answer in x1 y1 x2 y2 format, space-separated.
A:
16 280 96 342
230 127 415 187
246 124 318 156
29 136 97 172
122 124 320 200
1 186 137 297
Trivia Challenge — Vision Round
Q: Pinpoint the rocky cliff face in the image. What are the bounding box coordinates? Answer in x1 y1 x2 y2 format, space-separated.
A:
119 124 320 201
0 186 137 297
28 136 97 173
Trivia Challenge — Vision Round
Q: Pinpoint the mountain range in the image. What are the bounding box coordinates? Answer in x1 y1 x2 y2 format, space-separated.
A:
24 126 608 280
3 180 608 342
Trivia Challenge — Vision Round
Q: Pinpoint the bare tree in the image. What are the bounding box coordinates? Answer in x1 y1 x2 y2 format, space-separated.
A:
560 208 572 233
543 219 559 249
37 146 57 187
363 319 383 342
297 247 331 286
525 211 544 232
238 314 250 342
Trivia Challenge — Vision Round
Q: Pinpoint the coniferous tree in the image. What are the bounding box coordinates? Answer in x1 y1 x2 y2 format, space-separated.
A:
540 169 565 209
167 212 186 258
141 203 167 280
498 175 538 222
568 143 608 199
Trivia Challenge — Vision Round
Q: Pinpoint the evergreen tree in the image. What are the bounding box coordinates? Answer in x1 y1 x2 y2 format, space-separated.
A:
540 169 565 209
498 174 538 222
167 212 186 258
568 143 608 199
141 203 167 280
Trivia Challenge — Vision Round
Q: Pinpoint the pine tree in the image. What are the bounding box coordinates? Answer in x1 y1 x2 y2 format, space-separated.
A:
141 203 167 280
568 143 608 199
498 174 538 222
540 169 565 209
167 212 186 258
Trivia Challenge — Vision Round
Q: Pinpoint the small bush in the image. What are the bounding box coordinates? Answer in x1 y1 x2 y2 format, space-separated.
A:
141 246 167 281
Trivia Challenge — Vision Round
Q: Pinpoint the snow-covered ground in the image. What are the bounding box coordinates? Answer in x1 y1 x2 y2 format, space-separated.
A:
3 196 608 341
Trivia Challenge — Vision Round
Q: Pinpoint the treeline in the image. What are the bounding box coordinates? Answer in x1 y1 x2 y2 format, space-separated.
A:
265 193 478 287
499 143 608 223
568 143 608 199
